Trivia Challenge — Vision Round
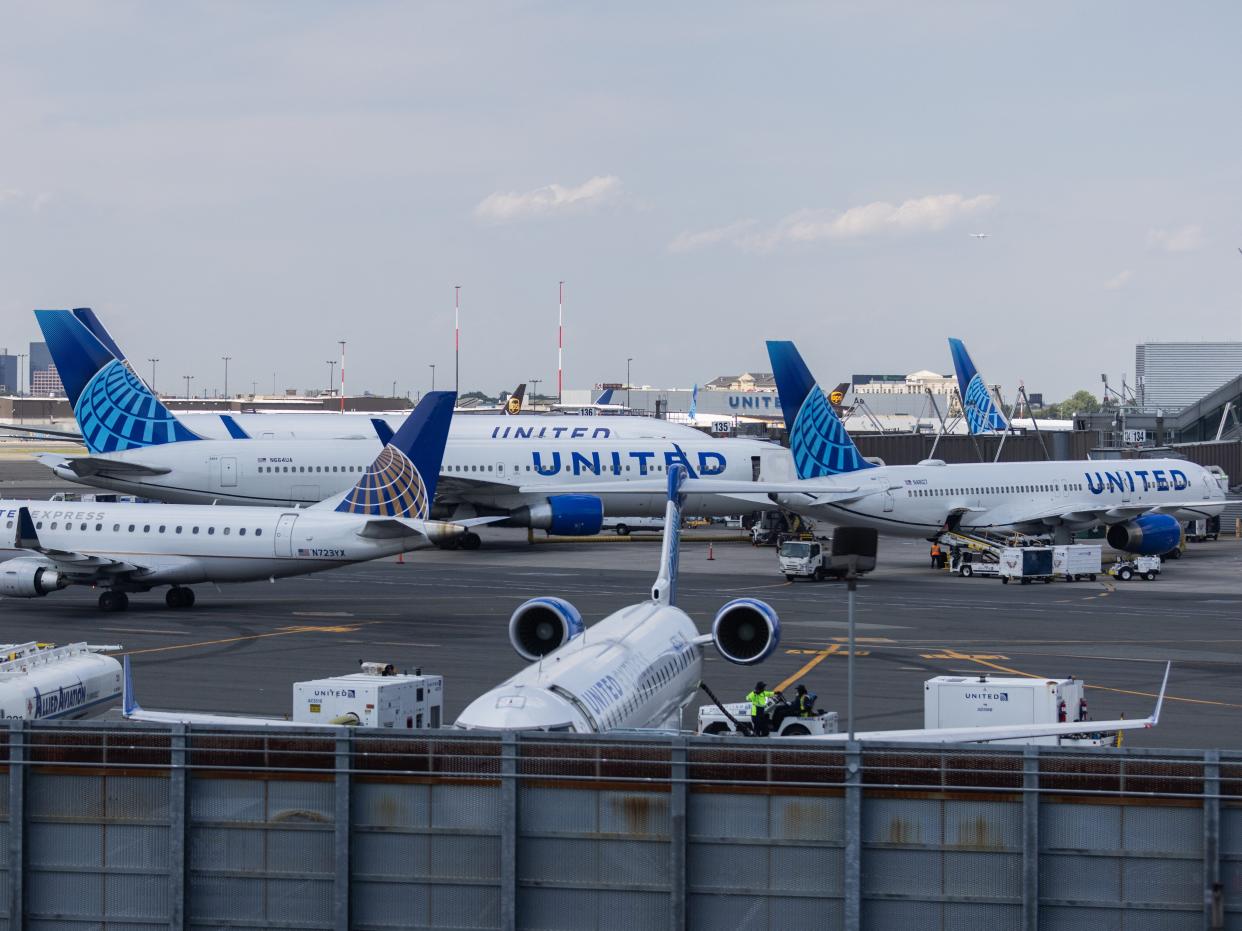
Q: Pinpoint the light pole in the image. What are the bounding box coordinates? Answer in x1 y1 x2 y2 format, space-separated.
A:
221 356 231 399
148 358 158 395
338 340 346 413
326 360 336 396
626 357 633 408
392 379 397 399
17 353 26 396
530 378 541 405
183 375 193 400
429 364 436 392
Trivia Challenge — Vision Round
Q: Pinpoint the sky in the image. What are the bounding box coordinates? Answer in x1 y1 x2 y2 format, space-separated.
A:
1 2 1240 402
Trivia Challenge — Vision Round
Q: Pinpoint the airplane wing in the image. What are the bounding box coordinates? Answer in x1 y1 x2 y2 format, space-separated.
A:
992 500 1216 530
9 507 151 581
0 422 84 441
790 663 1169 744
36 452 170 478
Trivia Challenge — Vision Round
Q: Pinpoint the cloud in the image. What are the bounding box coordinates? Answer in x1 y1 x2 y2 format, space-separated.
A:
1147 225 1204 253
1103 269 1133 290
0 188 53 213
474 175 621 223
668 193 998 253
667 219 757 254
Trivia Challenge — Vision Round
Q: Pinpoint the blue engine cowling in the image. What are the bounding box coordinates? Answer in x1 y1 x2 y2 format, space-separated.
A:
509 597 585 661
544 495 604 536
711 598 781 665
1106 514 1183 555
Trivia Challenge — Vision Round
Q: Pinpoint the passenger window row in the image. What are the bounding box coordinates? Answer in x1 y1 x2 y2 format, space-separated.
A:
26 520 263 537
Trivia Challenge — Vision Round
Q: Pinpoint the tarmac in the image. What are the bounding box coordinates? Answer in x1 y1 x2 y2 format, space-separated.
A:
2 484 1241 748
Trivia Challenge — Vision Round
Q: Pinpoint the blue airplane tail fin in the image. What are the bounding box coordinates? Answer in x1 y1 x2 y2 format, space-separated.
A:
651 465 687 605
335 391 456 518
688 384 698 420
948 338 1009 434
122 655 141 716
72 307 129 365
594 388 614 405
35 309 201 454
767 340 875 478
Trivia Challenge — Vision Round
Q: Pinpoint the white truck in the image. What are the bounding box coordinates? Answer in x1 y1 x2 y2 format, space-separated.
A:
924 675 1106 747
1051 544 1101 582
998 546 1056 584
1107 555 1162 582
950 548 1001 579
292 663 444 729
698 701 839 737
778 539 832 581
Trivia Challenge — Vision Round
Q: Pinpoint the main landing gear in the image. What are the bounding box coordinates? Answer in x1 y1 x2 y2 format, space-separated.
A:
166 587 196 609
98 590 129 612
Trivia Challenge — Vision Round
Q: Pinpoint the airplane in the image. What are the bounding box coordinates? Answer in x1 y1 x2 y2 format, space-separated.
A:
762 340 1228 550
455 383 526 415
947 337 1010 434
551 387 628 414
454 465 783 732
32 310 784 545
970 232 989 239
0 391 484 612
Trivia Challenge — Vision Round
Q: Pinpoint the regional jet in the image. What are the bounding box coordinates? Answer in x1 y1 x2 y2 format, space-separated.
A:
0 392 480 612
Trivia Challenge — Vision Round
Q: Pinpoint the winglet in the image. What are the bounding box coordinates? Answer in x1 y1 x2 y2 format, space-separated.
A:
767 340 875 478
122 655 141 716
1150 662 1171 726
334 391 455 518
948 337 1009 435
15 507 41 550
651 465 688 606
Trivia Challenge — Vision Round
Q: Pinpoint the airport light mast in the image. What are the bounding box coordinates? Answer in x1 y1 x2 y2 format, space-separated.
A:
557 280 564 403
221 357 231 400
183 375 193 401
338 340 346 412
429 364 436 392
147 358 158 395
626 357 633 408
326 360 336 396
454 285 460 397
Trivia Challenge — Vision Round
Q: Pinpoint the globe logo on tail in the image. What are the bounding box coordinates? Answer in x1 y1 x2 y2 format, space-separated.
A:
963 374 1008 434
790 384 875 477
336 446 429 518
75 360 199 453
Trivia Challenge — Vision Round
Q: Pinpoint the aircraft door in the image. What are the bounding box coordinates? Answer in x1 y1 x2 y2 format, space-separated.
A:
1202 473 1214 499
220 457 238 487
274 513 299 557
752 456 761 482
883 491 895 512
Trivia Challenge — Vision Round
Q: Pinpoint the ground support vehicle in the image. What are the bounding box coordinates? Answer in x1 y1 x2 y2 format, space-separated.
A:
1051 544 1101 582
924 674 1106 747
1186 517 1221 542
949 548 1001 579
779 539 832 581
1108 555 1162 582
998 546 1056 584
697 702 839 737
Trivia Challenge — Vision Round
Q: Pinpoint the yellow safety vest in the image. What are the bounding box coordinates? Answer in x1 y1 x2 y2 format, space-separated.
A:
746 690 774 716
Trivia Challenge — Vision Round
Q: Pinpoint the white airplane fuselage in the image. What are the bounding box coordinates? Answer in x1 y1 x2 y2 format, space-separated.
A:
455 601 703 733
0 500 449 589
44 435 781 519
777 458 1226 536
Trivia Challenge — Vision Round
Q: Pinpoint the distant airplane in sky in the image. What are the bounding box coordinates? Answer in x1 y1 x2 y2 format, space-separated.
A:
970 232 989 239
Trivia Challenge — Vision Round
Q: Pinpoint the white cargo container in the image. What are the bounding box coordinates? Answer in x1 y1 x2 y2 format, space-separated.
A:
998 546 1055 584
1051 544 1102 581
292 664 443 729
923 675 1105 746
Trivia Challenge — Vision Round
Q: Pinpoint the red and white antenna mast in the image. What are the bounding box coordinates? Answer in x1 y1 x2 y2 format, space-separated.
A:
557 280 565 402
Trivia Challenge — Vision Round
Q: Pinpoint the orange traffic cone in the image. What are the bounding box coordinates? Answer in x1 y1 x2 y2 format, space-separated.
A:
397 551 405 564
707 543 715 561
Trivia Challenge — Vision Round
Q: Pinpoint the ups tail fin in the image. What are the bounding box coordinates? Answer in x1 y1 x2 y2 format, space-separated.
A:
948 337 1009 434
767 340 875 478
651 465 687 605
35 309 201 454
504 384 526 415
335 391 455 517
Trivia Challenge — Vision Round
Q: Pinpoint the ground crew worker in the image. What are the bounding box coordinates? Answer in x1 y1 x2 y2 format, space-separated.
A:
930 543 941 568
796 684 816 717
746 681 775 736
769 691 795 731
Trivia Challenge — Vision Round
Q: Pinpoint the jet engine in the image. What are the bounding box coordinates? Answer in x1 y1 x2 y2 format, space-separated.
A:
509 597 585 661
0 559 66 598
520 496 605 536
1105 513 1183 556
711 598 781 665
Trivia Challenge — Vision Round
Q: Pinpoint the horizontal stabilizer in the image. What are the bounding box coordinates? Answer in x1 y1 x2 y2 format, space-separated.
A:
0 422 84 441
37 452 170 478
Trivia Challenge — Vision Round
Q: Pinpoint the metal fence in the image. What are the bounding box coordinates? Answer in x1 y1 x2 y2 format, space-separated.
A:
0 721 1238 930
